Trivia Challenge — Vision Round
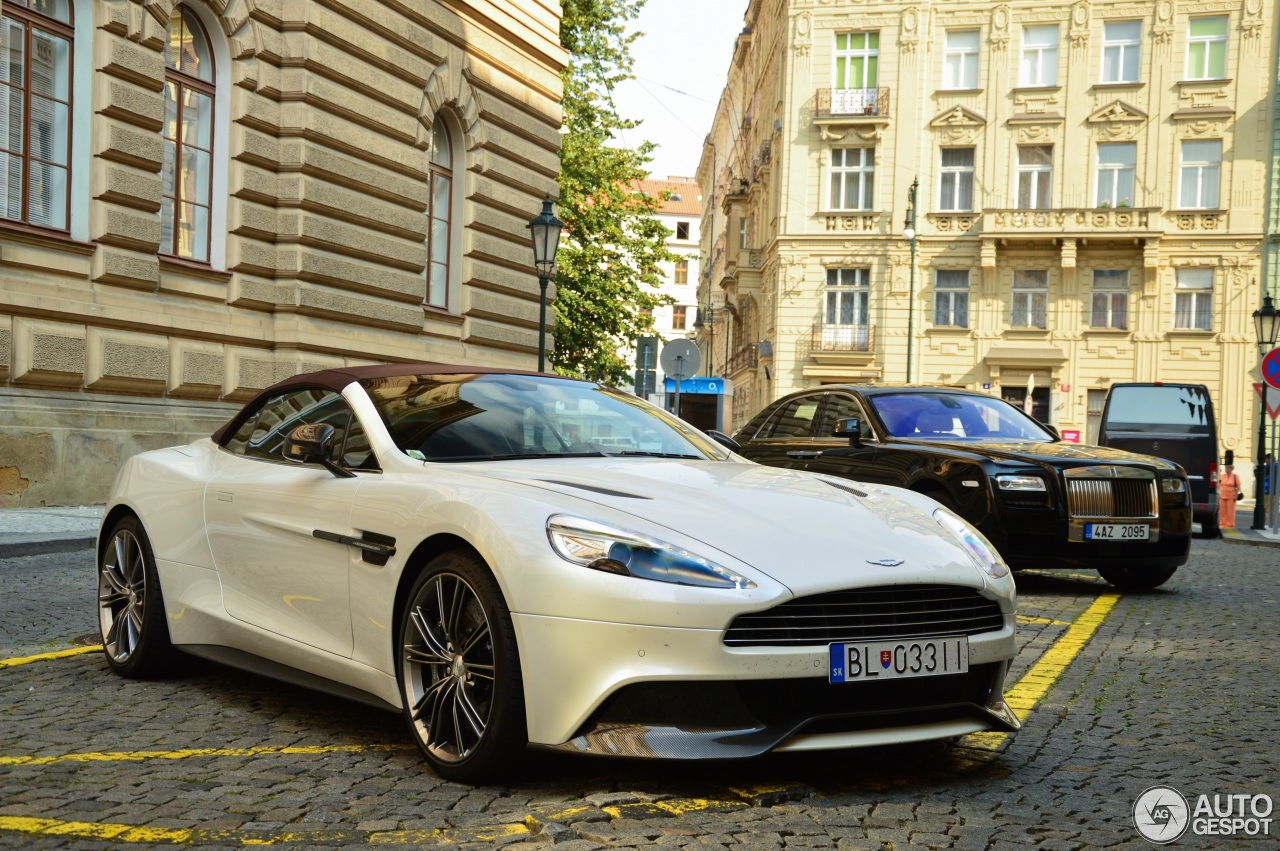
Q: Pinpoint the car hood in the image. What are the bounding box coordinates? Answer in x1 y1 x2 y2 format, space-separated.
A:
906 439 1184 472
465 459 991 594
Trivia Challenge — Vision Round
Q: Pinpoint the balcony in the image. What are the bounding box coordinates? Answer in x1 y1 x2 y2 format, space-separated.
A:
726 343 759 375
815 87 891 119
812 323 875 353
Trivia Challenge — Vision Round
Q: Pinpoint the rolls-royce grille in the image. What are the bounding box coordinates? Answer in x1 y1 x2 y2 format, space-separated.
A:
1066 478 1158 518
723 584 1005 648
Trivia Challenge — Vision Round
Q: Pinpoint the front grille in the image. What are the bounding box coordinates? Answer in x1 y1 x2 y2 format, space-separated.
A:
724 584 1005 647
1066 478 1158 518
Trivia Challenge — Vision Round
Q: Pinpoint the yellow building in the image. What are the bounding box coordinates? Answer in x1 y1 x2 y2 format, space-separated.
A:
0 0 565 505
699 0 1274 481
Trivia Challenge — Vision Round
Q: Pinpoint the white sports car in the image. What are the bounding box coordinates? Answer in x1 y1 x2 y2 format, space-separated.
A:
97 364 1020 781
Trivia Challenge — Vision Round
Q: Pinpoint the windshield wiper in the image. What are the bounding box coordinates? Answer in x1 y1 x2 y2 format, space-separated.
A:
614 451 703 459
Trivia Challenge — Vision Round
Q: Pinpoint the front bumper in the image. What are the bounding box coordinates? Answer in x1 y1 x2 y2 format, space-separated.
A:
512 612 1018 757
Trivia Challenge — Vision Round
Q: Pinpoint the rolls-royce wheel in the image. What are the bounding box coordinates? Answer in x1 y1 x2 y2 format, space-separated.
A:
97 516 179 678
1097 564 1177 591
397 550 526 782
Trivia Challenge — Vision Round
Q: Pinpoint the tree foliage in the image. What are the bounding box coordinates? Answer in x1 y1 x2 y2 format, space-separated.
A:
554 0 673 384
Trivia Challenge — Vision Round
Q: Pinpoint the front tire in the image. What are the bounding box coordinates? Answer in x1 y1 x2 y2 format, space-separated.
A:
397 551 526 783
1097 564 1177 591
97 516 179 678
1199 515 1221 538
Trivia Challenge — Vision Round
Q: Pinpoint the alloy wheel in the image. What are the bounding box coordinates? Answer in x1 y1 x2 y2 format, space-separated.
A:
99 529 147 662
402 572 497 764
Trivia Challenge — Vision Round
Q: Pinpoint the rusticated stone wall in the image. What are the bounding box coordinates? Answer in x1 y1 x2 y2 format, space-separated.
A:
0 0 566 506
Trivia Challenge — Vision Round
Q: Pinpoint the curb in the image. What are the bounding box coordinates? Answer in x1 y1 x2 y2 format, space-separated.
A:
0 536 96 560
1220 528 1280 549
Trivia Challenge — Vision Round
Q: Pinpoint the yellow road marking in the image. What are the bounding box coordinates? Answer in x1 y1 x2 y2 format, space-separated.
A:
0 645 100 669
0 594 1122 844
966 591 1120 751
0 742 414 766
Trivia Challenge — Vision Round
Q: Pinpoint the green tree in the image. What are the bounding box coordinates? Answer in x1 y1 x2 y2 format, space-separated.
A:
554 0 673 384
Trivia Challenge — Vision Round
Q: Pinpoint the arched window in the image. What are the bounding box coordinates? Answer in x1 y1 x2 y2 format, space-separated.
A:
0 0 74 231
162 6 214 262
427 114 455 309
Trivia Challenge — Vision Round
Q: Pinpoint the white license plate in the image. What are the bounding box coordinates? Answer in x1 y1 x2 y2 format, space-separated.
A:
1085 523 1150 541
828 636 968 684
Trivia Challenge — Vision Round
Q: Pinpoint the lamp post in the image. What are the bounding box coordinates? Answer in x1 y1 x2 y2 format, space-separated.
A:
1252 293 1280 529
527 194 563 373
693 304 723 376
902 177 919 384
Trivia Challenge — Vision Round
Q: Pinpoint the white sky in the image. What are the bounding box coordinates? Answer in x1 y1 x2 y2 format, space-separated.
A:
612 0 748 181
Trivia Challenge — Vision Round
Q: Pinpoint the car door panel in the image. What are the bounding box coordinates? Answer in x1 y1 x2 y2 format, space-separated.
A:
805 393 888 484
736 393 826 469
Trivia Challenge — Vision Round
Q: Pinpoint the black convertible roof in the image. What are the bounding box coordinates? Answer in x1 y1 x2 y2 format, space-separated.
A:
209 362 558 445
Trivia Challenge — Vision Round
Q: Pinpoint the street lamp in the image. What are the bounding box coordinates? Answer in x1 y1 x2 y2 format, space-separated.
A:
693 304 725 376
527 194 563 373
1252 293 1280 529
902 177 919 384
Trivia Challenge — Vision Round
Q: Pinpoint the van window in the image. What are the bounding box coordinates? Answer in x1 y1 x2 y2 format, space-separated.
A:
1104 386 1212 433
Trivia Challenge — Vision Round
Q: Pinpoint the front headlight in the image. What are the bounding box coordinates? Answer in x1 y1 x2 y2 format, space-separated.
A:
996 474 1046 491
546 515 757 590
1161 477 1187 493
933 508 1009 579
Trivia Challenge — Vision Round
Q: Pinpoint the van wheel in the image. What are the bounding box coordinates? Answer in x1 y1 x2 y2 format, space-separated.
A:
1097 564 1177 591
1198 517 1221 538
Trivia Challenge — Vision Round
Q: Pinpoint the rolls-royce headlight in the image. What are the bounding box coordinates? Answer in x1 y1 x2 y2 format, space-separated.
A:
996 474 1046 491
546 515 756 590
933 508 1009 579
1161 477 1187 493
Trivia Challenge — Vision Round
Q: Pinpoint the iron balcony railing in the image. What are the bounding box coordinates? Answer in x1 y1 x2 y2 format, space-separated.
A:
811 323 875 353
726 344 759 374
815 87 891 118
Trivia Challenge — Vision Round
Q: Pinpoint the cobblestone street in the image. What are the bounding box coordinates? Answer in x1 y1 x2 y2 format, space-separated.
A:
1 539 1277 849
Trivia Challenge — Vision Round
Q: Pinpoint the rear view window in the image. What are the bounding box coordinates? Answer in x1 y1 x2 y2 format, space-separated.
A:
1104 386 1212 433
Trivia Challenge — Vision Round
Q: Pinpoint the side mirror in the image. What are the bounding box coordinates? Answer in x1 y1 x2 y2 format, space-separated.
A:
705 429 742 454
284 423 356 478
833 417 863 446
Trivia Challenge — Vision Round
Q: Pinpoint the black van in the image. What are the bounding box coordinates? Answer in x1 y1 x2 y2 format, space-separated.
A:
1097 383 1219 536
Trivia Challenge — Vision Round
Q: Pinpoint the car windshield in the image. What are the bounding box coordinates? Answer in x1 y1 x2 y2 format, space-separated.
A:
869 391 1055 443
360 373 731 462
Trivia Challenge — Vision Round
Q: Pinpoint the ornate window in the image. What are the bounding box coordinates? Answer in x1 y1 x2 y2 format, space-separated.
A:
830 147 874 211
1186 17 1227 80
1011 269 1048 328
1178 140 1221 209
0 0 73 231
824 268 871 348
1174 269 1213 330
1096 143 1135 207
1016 145 1053 210
161 6 214 262
1101 21 1141 84
939 148 975 212
834 32 878 89
1020 25 1059 86
942 30 980 90
426 114 454 309
934 270 970 327
1090 270 1129 329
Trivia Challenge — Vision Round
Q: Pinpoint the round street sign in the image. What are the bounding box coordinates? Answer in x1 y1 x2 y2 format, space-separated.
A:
660 339 702 378
1263 347 1280 390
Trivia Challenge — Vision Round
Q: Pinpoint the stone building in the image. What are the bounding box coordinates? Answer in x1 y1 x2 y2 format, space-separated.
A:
626 176 702 403
698 0 1274 480
0 0 566 505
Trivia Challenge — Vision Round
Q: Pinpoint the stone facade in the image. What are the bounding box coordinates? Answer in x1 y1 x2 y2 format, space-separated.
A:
700 0 1274 491
0 0 566 506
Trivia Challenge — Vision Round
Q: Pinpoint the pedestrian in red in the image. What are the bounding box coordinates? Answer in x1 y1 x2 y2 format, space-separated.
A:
1219 464 1242 529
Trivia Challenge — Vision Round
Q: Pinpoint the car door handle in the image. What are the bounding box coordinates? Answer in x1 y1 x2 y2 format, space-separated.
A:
786 450 823 459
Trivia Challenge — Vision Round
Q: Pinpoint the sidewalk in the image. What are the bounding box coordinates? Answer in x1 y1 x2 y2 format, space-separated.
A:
0 506 104 558
1220 499 1280 548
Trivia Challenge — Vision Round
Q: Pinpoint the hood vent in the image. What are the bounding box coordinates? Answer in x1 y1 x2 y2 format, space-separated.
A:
821 479 869 499
537 479 651 499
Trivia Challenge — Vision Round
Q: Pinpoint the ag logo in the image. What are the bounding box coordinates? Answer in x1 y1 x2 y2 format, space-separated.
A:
1133 785 1189 844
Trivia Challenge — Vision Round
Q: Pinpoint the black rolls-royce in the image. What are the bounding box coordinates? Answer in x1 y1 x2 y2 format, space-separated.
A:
733 386 1192 591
